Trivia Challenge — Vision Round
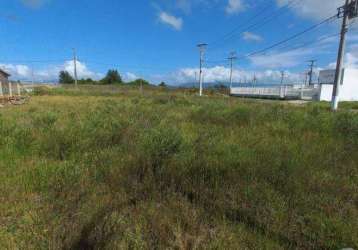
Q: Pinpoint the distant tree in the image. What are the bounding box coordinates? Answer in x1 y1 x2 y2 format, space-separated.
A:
59 71 74 84
128 78 150 86
78 78 96 85
101 70 122 84
159 82 167 87
213 84 228 90
86 78 95 83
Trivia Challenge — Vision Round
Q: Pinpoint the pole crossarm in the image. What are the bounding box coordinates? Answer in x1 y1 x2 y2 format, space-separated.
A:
338 0 358 19
348 0 358 18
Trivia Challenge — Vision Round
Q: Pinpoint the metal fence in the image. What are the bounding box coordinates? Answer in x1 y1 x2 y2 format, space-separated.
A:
230 85 320 100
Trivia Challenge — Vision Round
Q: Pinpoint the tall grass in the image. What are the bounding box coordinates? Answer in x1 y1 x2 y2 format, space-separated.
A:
0 88 357 249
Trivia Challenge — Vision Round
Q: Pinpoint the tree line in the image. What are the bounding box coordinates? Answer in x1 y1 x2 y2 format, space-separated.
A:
59 69 166 87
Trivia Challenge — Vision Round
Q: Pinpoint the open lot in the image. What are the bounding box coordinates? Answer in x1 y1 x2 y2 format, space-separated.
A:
0 86 357 249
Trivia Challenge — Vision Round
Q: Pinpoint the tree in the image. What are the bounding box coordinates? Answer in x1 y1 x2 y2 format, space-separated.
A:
159 82 167 87
128 78 150 86
101 70 122 84
59 71 74 84
78 78 96 85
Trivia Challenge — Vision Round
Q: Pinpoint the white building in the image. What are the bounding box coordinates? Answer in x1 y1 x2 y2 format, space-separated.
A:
319 68 358 102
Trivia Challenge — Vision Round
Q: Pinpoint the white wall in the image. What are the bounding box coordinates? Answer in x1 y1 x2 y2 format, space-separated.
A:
319 69 358 102
319 84 334 101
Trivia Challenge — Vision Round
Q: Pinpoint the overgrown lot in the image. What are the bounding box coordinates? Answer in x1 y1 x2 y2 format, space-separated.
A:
0 87 357 249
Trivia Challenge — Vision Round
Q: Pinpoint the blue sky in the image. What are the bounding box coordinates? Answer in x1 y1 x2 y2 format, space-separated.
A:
0 0 357 84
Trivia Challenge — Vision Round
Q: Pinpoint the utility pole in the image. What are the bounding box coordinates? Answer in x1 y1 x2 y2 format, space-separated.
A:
307 60 316 86
197 43 207 96
73 48 78 87
331 0 357 111
228 52 237 90
253 73 257 86
280 71 285 86
31 65 35 88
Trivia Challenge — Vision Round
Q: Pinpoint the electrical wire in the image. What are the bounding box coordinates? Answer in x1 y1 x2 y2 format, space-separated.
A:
235 14 338 60
208 0 300 51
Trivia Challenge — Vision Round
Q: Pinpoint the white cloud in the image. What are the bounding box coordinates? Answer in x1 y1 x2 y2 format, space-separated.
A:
123 72 139 82
226 0 245 14
0 60 101 82
158 11 183 30
175 0 192 13
344 44 358 68
249 48 315 69
0 64 32 79
155 66 303 85
276 0 344 20
242 31 263 42
63 60 101 79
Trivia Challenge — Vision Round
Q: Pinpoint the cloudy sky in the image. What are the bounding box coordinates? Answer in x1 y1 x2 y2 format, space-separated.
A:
0 0 357 84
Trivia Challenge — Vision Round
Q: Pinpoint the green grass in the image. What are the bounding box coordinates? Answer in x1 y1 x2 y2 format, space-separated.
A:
0 86 357 249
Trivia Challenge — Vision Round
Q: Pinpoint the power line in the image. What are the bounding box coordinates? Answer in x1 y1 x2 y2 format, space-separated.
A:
235 14 338 60
209 0 300 51
0 59 70 64
209 2 273 46
266 32 340 54
83 60 176 71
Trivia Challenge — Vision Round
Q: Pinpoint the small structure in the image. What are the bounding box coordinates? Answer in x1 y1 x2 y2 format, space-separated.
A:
0 69 12 98
230 85 319 100
0 69 25 104
318 68 358 102
0 69 10 83
230 68 358 102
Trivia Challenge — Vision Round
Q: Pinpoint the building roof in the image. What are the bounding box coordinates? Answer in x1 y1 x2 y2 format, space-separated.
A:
0 69 11 77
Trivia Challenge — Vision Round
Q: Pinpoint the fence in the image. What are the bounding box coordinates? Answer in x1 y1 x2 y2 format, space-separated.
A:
230 85 320 100
0 81 25 101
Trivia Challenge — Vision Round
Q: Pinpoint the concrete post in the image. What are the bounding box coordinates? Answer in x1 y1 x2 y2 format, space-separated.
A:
17 83 21 96
0 81 3 97
8 82 13 97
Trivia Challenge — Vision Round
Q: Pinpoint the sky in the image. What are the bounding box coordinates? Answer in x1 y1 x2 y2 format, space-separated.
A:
0 0 357 85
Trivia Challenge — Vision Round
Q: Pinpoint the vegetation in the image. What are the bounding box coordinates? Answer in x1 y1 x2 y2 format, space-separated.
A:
128 78 151 86
159 81 167 87
0 86 357 249
58 69 157 87
78 78 95 85
59 70 75 84
100 69 123 84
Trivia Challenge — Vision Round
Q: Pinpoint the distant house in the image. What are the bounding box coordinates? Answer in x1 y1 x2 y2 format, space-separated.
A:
0 69 11 96
0 69 10 84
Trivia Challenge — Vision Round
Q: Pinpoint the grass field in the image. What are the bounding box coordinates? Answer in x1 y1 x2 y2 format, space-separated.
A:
0 86 357 249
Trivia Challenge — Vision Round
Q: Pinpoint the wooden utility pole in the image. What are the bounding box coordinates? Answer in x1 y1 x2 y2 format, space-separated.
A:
332 0 351 111
307 60 316 86
73 48 78 87
197 43 207 96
